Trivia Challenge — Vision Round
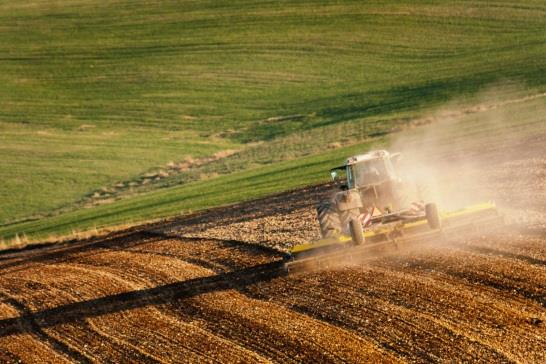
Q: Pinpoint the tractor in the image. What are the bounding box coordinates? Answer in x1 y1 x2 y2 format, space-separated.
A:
317 149 440 244
285 149 502 271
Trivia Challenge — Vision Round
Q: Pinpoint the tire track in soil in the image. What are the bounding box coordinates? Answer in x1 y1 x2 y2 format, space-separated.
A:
72 245 389 363
245 272 508 362
49 320 163 363
391 246 546 308
138 243 395 361
59 260 271 363
0 292 92 363
356 245 546 363
37 265 170 363
99 242 382 362
128 242 400 362
353 264 543 363
131 239 454 359
0 267 165 363
133 241 393 362
87 251 309 362
171 291 390 363
5 257 267 363
76 247 300 362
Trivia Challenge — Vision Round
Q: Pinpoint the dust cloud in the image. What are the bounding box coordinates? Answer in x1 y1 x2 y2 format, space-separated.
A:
388 85 546 227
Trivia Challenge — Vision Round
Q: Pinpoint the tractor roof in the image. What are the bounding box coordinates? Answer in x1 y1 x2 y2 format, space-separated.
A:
345 149 390 165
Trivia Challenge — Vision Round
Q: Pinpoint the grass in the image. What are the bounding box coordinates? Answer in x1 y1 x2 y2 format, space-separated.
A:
0 1 545 241
0 123 238 223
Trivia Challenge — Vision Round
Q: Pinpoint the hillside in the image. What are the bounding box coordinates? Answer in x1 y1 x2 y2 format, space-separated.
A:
1 0 545 241
0 2 544 361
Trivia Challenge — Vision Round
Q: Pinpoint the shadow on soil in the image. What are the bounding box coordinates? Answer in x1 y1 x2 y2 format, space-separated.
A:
0 256 287 338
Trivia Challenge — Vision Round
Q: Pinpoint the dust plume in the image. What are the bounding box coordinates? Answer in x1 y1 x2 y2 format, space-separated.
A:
388 85 546 229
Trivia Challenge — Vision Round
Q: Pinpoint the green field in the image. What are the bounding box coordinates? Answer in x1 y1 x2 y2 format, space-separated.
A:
1 1 545 243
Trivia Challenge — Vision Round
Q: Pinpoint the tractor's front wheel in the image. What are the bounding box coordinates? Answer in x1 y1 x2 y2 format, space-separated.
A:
317 201 342 238
349 218 365 245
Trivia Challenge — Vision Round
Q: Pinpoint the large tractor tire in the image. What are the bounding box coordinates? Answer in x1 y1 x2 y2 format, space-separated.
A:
316 201 342 238
340 208 361 234
425 203 441 229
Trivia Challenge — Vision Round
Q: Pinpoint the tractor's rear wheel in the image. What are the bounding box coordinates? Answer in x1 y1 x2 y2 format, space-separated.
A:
425 203 441 229
317 201 342 238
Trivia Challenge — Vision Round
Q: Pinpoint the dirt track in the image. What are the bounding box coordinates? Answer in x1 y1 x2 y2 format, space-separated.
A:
0 139 545 362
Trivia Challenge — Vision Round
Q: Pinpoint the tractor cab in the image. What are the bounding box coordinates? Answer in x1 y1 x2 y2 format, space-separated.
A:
345 150 399 188
330 150 401 190
328 149 406 215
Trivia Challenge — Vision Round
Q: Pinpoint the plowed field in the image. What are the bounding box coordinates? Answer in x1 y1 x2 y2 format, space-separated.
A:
0 149 545 363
